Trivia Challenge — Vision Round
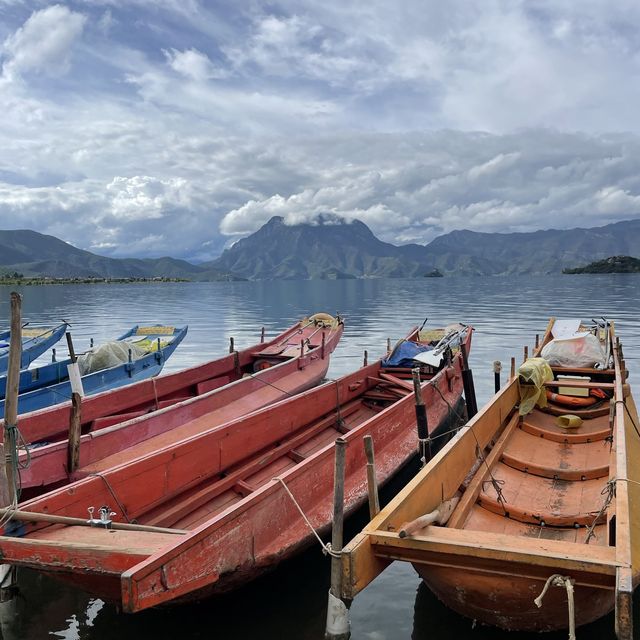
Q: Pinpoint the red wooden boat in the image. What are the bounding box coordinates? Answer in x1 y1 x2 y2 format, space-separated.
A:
0 323 472 612
9 313 344 496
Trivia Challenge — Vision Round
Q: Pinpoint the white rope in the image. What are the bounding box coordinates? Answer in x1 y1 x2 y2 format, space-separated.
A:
273 476 341 558
534 574 576 640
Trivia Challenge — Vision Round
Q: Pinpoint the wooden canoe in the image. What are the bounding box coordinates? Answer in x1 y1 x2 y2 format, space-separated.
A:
7 313 343 496
0 322 68 374
0 324 188 417
341 318 639 639
0 324 472 611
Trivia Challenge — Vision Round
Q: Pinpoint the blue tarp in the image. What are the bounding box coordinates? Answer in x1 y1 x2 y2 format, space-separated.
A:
382 340 433 367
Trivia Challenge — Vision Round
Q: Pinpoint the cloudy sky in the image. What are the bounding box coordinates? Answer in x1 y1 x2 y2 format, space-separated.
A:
1 1 640 261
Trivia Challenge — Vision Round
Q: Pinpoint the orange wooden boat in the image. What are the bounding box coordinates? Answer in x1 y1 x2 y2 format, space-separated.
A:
341 318 639 639
9 313 344 496
0 324 472 611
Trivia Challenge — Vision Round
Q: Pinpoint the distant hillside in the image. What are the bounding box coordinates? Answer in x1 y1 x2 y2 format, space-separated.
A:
563 255 640 274
0 230 240 281
206 215 428 279
208 217 640 279
424 219 640 276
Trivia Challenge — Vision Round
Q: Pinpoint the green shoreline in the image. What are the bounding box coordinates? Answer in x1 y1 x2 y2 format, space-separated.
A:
0 277 191 286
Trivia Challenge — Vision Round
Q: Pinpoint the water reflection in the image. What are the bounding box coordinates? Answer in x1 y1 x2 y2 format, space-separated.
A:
0 275 638 639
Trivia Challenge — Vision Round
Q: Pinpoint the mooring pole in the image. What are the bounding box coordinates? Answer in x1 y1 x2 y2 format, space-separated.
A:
493 360 502 394
363 435 380 519
510 357 516 380
325 437 350 640
67 393 82 474
523 345 529 362
363 350 368 367
0 292 21 604
260 327 265 343
412 367 431 464
229 337 234 354
459 342 478 418
2 293 21 507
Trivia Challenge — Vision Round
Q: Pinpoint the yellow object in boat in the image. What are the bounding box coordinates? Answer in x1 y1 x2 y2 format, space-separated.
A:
556 414 583 429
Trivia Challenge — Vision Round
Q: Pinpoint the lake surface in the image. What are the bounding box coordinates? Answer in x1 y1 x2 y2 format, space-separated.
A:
0 275 638 639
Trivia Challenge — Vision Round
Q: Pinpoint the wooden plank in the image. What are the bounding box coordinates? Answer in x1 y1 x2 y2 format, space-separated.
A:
341 379 520 598
369 528 619 576
378 372 416 392
533 317 555 356
446 411 520 529
543 380 614 390
143 399 365 527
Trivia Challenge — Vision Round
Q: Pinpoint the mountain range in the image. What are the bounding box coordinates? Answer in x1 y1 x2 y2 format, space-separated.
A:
1 217 640 281
0 230 239 281
206 216 640 279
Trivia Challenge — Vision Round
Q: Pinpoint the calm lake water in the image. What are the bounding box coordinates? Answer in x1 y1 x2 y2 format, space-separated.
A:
0 275 638 639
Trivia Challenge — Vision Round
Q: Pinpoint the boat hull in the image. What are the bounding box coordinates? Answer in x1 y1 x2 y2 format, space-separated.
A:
419 564 614 632
12 317 342 495
0 325 470 612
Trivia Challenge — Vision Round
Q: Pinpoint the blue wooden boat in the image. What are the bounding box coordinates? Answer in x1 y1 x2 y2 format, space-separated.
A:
0 324 187 417
0 322 68 374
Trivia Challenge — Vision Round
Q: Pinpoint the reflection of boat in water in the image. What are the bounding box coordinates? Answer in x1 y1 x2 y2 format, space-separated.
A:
343 317 639 638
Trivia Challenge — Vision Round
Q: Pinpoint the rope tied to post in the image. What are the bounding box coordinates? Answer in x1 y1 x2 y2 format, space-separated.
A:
534 574 576 640
274 476 341 559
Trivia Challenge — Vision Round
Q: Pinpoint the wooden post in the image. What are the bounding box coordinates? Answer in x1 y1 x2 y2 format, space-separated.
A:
330 437 347 595
325 437 350 640
321 332 326 359
229 337 234 354
65 331 76 362
363 436 379 519
51 348 56 363
386 337 391 353
363 350 368 367
493 360 502 394
460 342 478 418
510 357 516 380
523 345 529 362
260 327 265 343
1 292 21 507
0 293 21 604
67 393 82 474
412 367 431 463
535 334 540 350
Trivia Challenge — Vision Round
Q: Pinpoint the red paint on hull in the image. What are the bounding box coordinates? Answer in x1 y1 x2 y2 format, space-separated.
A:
14 316 343 494
0 326 472 612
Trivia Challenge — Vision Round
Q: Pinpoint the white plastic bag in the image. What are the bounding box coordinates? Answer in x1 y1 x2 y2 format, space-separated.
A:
540 332 605 368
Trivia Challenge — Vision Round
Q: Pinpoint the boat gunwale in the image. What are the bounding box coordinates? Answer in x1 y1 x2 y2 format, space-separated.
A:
3 317 328 435
15 319 344 477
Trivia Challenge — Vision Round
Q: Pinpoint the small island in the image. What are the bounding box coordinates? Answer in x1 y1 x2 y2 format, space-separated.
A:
424 268 444 278
563 255 640 274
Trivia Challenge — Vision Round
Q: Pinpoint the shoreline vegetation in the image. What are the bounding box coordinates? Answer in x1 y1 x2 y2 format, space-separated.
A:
0 274 190 285
562 255 640 274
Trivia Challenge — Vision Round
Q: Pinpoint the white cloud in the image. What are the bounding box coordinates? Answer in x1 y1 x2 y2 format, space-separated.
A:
107 176 192 220
164 48 227 81
2 5 86 80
